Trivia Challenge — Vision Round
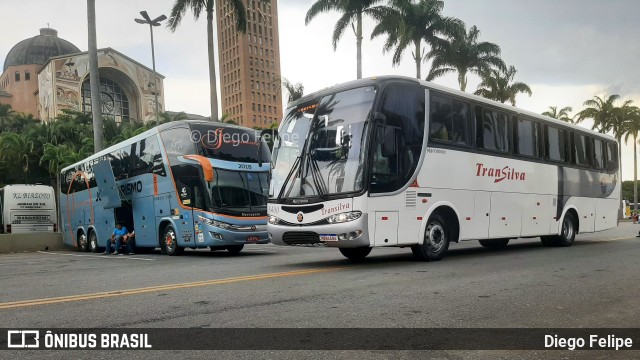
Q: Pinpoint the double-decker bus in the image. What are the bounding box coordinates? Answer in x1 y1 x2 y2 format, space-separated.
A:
267 76 620 261
60 120 271 255
0 184 57 234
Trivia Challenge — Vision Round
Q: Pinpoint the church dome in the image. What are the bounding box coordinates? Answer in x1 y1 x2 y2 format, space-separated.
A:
3 28 80 72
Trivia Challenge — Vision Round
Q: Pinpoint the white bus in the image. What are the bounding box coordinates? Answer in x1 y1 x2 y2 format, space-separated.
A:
267 76 620 261
0 184 57 234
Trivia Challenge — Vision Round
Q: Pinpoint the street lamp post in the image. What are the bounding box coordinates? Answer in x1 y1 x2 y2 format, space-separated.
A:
135 11 166 122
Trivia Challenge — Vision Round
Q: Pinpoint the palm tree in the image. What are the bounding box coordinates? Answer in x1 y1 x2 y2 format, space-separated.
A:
622 107 640 213
0 132 34 181
474 65 532 106
371 0 463 79
542 106 574 123
426 24 505 91
168 0 250 121
282 78 304 103
575 95 621 134
0 103 15 131
305 0 383 80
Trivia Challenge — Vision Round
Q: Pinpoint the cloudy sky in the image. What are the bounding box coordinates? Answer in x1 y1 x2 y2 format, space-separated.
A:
1 0 639 180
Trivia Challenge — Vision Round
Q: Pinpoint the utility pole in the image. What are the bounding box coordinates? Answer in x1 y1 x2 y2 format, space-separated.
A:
87 0 103 152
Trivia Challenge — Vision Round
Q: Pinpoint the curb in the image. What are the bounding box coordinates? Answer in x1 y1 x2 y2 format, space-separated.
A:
0 233 66 254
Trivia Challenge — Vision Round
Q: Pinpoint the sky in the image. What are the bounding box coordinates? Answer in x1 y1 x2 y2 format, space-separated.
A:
0 0 639 180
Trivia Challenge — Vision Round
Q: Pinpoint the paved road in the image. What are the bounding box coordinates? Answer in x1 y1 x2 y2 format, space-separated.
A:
1 223 639 359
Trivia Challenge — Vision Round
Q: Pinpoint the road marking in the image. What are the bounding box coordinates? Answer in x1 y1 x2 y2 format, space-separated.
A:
37 251 156 261
593 236 635 242
0 267 346 310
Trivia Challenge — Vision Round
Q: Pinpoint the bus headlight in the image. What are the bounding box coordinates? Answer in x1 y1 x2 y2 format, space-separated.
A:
326 211 362 224
198 216 233 230
268 216 280 225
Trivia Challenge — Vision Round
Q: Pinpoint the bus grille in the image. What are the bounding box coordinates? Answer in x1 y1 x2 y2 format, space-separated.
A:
282 231 320 245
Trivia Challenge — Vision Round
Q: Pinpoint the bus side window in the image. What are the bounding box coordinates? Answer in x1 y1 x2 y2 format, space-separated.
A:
429 94 471 145
605 141 618 172
592 138 605 170
370 84 425 194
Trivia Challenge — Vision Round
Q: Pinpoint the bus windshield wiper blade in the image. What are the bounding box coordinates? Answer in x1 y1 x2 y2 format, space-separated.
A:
277 156 301 200
307 152 328 198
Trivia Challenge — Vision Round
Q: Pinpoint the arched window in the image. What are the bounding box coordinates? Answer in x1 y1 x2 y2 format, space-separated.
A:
81 77 130 123
15 72 20 82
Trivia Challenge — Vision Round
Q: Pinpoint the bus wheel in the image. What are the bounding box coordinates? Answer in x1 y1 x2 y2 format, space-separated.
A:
78 232 89 252
88 231 100 253
162 226 184 256
226 245 244 255
339 247 371 262
479 239 510 248
540 236 555 247
555 213 577 247
412 214 450 261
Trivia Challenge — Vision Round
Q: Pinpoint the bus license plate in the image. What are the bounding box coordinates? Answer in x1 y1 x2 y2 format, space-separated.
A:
197 233 204 242
319 234 338 242
247 236 260 242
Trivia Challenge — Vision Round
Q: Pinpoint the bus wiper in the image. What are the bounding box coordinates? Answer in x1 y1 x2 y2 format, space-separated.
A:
306 151 328 199
277 156 301 200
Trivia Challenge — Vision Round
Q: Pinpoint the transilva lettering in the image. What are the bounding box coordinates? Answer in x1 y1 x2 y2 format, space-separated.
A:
475 163 526 183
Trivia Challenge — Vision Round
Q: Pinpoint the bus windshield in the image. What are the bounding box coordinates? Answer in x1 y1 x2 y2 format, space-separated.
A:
210 169 268 215
190 124 269 164
270 86 376 200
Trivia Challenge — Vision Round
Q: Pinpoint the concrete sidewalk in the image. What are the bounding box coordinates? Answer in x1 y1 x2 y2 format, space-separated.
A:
0 233 66 253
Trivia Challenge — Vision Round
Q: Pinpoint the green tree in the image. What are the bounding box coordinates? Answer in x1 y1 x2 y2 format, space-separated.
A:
371 0 463 79
474 65 532 106
622 107 640 213
0 103 15 131
426 24 505 91
542 106 574 123
305 0 383 79
0 132 34 181
282 78 304 103
168 0 251 120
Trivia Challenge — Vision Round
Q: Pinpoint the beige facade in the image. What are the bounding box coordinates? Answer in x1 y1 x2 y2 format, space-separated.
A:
37 48 165 123
0 64 41 116
216 0 284 127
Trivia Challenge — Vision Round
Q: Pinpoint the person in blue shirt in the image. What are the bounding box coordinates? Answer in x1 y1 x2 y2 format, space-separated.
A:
104 223 128 255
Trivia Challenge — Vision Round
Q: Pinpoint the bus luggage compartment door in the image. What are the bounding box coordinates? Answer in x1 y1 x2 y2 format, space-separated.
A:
132 196 155 247
374 211 399 246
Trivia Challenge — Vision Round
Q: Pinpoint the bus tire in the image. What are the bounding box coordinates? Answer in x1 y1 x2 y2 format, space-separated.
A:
540 236 555 247
78 232 89 252
479 239 510 248
555 213 577 247
162 225 184 256
411 213 450 261
226 245 244 255
339 247 371 261
88 230 100 253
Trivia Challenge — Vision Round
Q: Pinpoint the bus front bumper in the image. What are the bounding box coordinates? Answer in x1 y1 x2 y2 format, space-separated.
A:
268 215 371 248
204 225 269 246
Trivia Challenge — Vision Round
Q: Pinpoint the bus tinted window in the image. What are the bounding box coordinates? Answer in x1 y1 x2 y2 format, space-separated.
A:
430 95 470 145
572 133 590 167
593 138 604 170
515 117 539 157
191 124 269 163
477 107 510 152
160 127 197 163
546 126 567 162
131 135 166 177
371 84 425 194
606 142 618 172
